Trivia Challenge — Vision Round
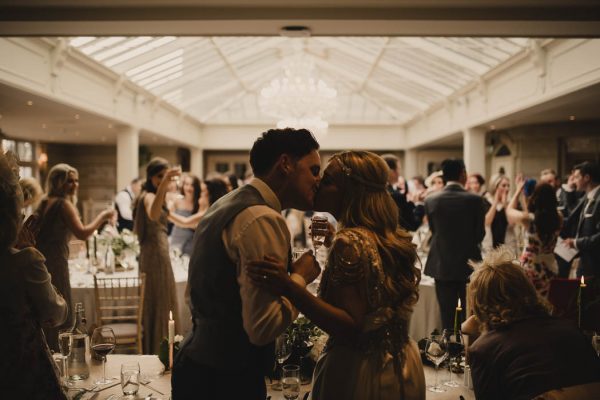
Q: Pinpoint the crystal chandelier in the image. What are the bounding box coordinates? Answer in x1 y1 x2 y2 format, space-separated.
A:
259 53 337 134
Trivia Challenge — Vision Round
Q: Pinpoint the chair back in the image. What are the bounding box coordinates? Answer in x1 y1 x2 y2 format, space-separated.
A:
93 273 146 353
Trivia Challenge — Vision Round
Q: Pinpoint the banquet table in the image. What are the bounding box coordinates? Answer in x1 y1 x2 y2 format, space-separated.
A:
409 274 443 341
66 355 474 400
69 257 193 336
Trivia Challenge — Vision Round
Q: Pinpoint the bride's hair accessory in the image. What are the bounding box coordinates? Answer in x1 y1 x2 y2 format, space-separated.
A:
330 154 387 192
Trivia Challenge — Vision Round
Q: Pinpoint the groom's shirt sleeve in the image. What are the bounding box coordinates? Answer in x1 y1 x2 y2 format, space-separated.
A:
222 204 306 346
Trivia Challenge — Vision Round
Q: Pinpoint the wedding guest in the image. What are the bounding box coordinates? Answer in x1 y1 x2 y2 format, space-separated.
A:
467 247 600 400
19 176 43 217
423 170 444 197
0 151 68 399
247 151 426 400
133 157 181 354
507 182 562 297
169 177 230 255
483 174 519 255
169 174 203 255
173 128 322 400
114 177 142 232
34 163 115 351
466 173 486 196
382 154 423 231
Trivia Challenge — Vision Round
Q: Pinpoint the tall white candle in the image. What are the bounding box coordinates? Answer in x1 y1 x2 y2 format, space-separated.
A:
168 310 175 344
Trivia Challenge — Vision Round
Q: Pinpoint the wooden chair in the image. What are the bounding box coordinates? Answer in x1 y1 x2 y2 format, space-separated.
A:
93 273 146 354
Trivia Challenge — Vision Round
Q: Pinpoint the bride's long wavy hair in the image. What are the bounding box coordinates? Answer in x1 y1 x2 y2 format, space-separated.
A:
331 150 421 323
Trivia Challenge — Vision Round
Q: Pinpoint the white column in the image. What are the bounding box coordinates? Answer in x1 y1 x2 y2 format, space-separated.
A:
403 149 418 179
463 127 486 176
190 147 204 179
116 126 139 191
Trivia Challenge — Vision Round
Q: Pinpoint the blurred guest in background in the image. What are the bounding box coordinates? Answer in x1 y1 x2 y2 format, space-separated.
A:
114 177 142 232
1 151 69 399
19 176 43 217
35 163 115 351
466 173 486 197
467 247 600 400
382 154 423 232
483 174 519 255
133 157 181 354
507 182 561 297
169 174 203 256
424 170 444 197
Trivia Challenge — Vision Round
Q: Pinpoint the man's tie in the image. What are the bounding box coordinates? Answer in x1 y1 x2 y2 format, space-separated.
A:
576 197 590 237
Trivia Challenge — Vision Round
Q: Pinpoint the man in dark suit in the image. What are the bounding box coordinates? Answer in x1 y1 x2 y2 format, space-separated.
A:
382 154 424 231
563 161 600 278
424 159 486 331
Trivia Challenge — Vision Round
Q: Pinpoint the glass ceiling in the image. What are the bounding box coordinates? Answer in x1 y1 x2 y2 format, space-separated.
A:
69 36 529 125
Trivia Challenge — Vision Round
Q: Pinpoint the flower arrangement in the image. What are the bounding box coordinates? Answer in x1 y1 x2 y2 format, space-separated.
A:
159 334 184 369
99 225 140 257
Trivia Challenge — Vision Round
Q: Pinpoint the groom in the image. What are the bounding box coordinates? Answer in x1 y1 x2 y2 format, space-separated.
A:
172 128 322 399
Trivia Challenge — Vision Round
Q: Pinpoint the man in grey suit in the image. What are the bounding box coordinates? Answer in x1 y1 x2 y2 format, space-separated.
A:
424 159 486 332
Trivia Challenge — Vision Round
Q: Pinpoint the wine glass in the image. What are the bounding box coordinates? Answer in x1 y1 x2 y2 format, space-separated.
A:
272 333 291 391
282 364 301 400
121 362 140 398
58 329 72 386
426 334 449 393
91 327 116 385
310 215 329 256
443 330 464 388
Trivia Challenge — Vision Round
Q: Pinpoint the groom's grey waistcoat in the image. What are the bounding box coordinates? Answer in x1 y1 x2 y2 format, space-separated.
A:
182 184 274 372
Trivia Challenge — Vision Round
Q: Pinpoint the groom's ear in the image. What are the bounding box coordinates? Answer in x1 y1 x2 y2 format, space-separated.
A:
278 154 295 175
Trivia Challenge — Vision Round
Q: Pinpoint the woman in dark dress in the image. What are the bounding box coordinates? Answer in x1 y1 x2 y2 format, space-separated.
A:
133 157 181 354
34 163 115 351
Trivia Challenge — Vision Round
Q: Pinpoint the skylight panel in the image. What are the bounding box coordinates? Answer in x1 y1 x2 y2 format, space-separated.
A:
69 37 96 47
104 37 177 67
79 37 126 56
94 37 153 62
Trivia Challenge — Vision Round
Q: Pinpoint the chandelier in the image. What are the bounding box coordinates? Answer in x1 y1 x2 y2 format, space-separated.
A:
259 53 337 134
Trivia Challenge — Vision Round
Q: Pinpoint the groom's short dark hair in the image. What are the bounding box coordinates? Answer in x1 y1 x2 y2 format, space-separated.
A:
442 159 466 182
249 128 319 176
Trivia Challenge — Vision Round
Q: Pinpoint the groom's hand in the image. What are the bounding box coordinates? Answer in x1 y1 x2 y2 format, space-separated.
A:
291 251 321 284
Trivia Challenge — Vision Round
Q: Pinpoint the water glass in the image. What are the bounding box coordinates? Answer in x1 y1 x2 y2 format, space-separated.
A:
57 330 72 386
121 362 140 397
292 247 309 262
282 364 301 400
310 215 329 254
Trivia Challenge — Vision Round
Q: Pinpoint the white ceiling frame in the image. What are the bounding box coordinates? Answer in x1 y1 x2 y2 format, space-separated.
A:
106 37 202 72
94 36 154 62
79 36 127 56
356 38 389 92
458 38 511 60
387 50 474 86
399 37 489 75
153 56 226 95
179 80 240 109
365 80 430 110
434 37 501 67
210 38 252 92
377 58 454 96
221 36 287 65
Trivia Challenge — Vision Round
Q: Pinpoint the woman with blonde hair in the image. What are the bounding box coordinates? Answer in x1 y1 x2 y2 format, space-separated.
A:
34 163 115 351
467 246 600 400
482 173 519 255
0 152 69 399
247 151 425 400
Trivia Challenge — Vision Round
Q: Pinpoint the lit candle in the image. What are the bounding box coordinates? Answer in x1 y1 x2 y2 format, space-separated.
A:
454 298 462 337
168 310 175 370
578 276 586 328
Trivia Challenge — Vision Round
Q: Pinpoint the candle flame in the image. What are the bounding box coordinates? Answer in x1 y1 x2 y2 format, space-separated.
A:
581 276 585 286
169 310 173 320
458 298 462 308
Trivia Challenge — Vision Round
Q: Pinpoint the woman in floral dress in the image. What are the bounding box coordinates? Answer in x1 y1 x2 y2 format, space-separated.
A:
507 182 562 297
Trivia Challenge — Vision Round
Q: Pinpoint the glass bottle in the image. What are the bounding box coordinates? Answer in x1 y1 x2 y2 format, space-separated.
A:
68 302 90 380
105 240 115 274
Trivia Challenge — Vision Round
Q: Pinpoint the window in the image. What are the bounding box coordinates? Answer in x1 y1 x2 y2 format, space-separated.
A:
2 138 37 178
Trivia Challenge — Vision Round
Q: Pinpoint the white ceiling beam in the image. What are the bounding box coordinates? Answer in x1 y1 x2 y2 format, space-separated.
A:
357 38 389 92
198 90 247 123
210 38 251 92
398 37 489 74
365 80 429 110
377 59 454 96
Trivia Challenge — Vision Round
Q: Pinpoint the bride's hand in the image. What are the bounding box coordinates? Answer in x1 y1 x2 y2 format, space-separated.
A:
246 256 291 296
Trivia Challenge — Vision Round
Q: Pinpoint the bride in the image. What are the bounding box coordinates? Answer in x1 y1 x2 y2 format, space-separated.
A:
247 151 425 400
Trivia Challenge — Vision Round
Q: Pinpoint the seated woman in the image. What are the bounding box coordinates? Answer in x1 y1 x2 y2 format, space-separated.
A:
0 151 69 399
247 151 425 400
467 246 600 400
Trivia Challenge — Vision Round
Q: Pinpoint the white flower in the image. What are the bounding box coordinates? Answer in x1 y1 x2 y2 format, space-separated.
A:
174 334 184 343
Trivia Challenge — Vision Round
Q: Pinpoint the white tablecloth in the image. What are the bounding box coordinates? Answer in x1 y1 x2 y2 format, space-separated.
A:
409 274 442 341
70 258 193 337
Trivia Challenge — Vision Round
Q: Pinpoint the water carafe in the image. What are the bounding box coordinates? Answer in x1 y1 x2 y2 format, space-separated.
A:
68 302 90 380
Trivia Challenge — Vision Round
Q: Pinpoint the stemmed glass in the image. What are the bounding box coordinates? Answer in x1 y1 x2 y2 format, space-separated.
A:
426 334 449 393
272 333 292 391
282 364 301 400
58 329 72 386
91 327 116 385
443 330 464 388
310 215 329 257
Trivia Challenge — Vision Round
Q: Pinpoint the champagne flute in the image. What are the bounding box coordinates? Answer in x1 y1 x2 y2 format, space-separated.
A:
282 364 301 400
272 333 291 391
426 334 449 393
91 327 116 385
443 329 464 388
310 215 329 257
58 330 72 386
